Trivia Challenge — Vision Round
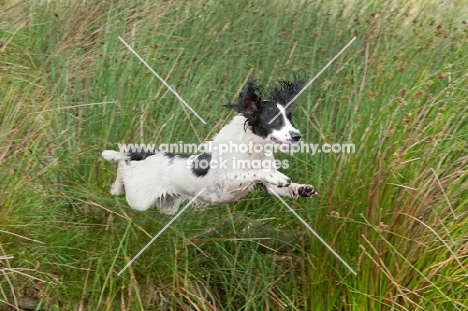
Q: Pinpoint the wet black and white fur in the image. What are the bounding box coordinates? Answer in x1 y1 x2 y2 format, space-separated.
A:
102 79 317 215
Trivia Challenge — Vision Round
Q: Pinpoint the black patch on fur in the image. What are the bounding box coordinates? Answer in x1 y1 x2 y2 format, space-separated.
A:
224 81 264 118
164 152 191 159
129 151 156 161
255 101 289 137
164 152 191 165
224 75 305 139
190 153 211 177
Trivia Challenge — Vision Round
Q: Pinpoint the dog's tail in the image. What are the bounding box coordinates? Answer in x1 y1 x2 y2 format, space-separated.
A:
102 150 130 162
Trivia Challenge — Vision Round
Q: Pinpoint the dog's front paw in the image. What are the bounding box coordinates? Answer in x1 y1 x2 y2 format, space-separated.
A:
264 172 291 188
298 184 317 197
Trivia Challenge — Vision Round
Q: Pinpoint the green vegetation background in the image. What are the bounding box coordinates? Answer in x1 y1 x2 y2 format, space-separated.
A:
1 0 467 310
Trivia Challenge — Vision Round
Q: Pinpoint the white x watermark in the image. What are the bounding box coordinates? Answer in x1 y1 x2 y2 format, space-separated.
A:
116 35 357 276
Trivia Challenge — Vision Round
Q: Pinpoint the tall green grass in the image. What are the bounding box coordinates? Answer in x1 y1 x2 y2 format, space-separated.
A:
1 0 467 310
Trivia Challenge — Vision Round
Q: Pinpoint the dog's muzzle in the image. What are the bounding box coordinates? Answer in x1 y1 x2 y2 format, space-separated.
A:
290 131 302 142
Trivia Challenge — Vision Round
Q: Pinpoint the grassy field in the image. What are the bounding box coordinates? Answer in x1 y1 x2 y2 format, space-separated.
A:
1 0 467 310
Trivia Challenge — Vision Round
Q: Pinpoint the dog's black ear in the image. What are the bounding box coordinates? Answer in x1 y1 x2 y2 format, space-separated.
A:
269 74 306 106
225 81 264 115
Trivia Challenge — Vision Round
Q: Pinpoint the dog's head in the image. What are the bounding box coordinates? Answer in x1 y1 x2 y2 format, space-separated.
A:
225 77 305 152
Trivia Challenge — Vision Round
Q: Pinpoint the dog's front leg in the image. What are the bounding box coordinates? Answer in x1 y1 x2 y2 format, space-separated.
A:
264 182 317 199
254 170 317 198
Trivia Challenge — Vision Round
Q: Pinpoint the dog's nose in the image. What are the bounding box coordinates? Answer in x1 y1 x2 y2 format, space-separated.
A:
290 131 302 142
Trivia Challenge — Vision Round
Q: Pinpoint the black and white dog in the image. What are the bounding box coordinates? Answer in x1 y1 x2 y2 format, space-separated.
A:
102 78 317 214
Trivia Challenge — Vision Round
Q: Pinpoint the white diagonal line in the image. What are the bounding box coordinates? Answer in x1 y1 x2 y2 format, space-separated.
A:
269 37 356 124
270 189 357 275
118 36 207 124
117 188 206 276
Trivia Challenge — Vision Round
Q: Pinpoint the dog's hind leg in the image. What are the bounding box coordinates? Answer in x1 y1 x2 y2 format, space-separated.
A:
155 195 182 215
109 160 126 196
